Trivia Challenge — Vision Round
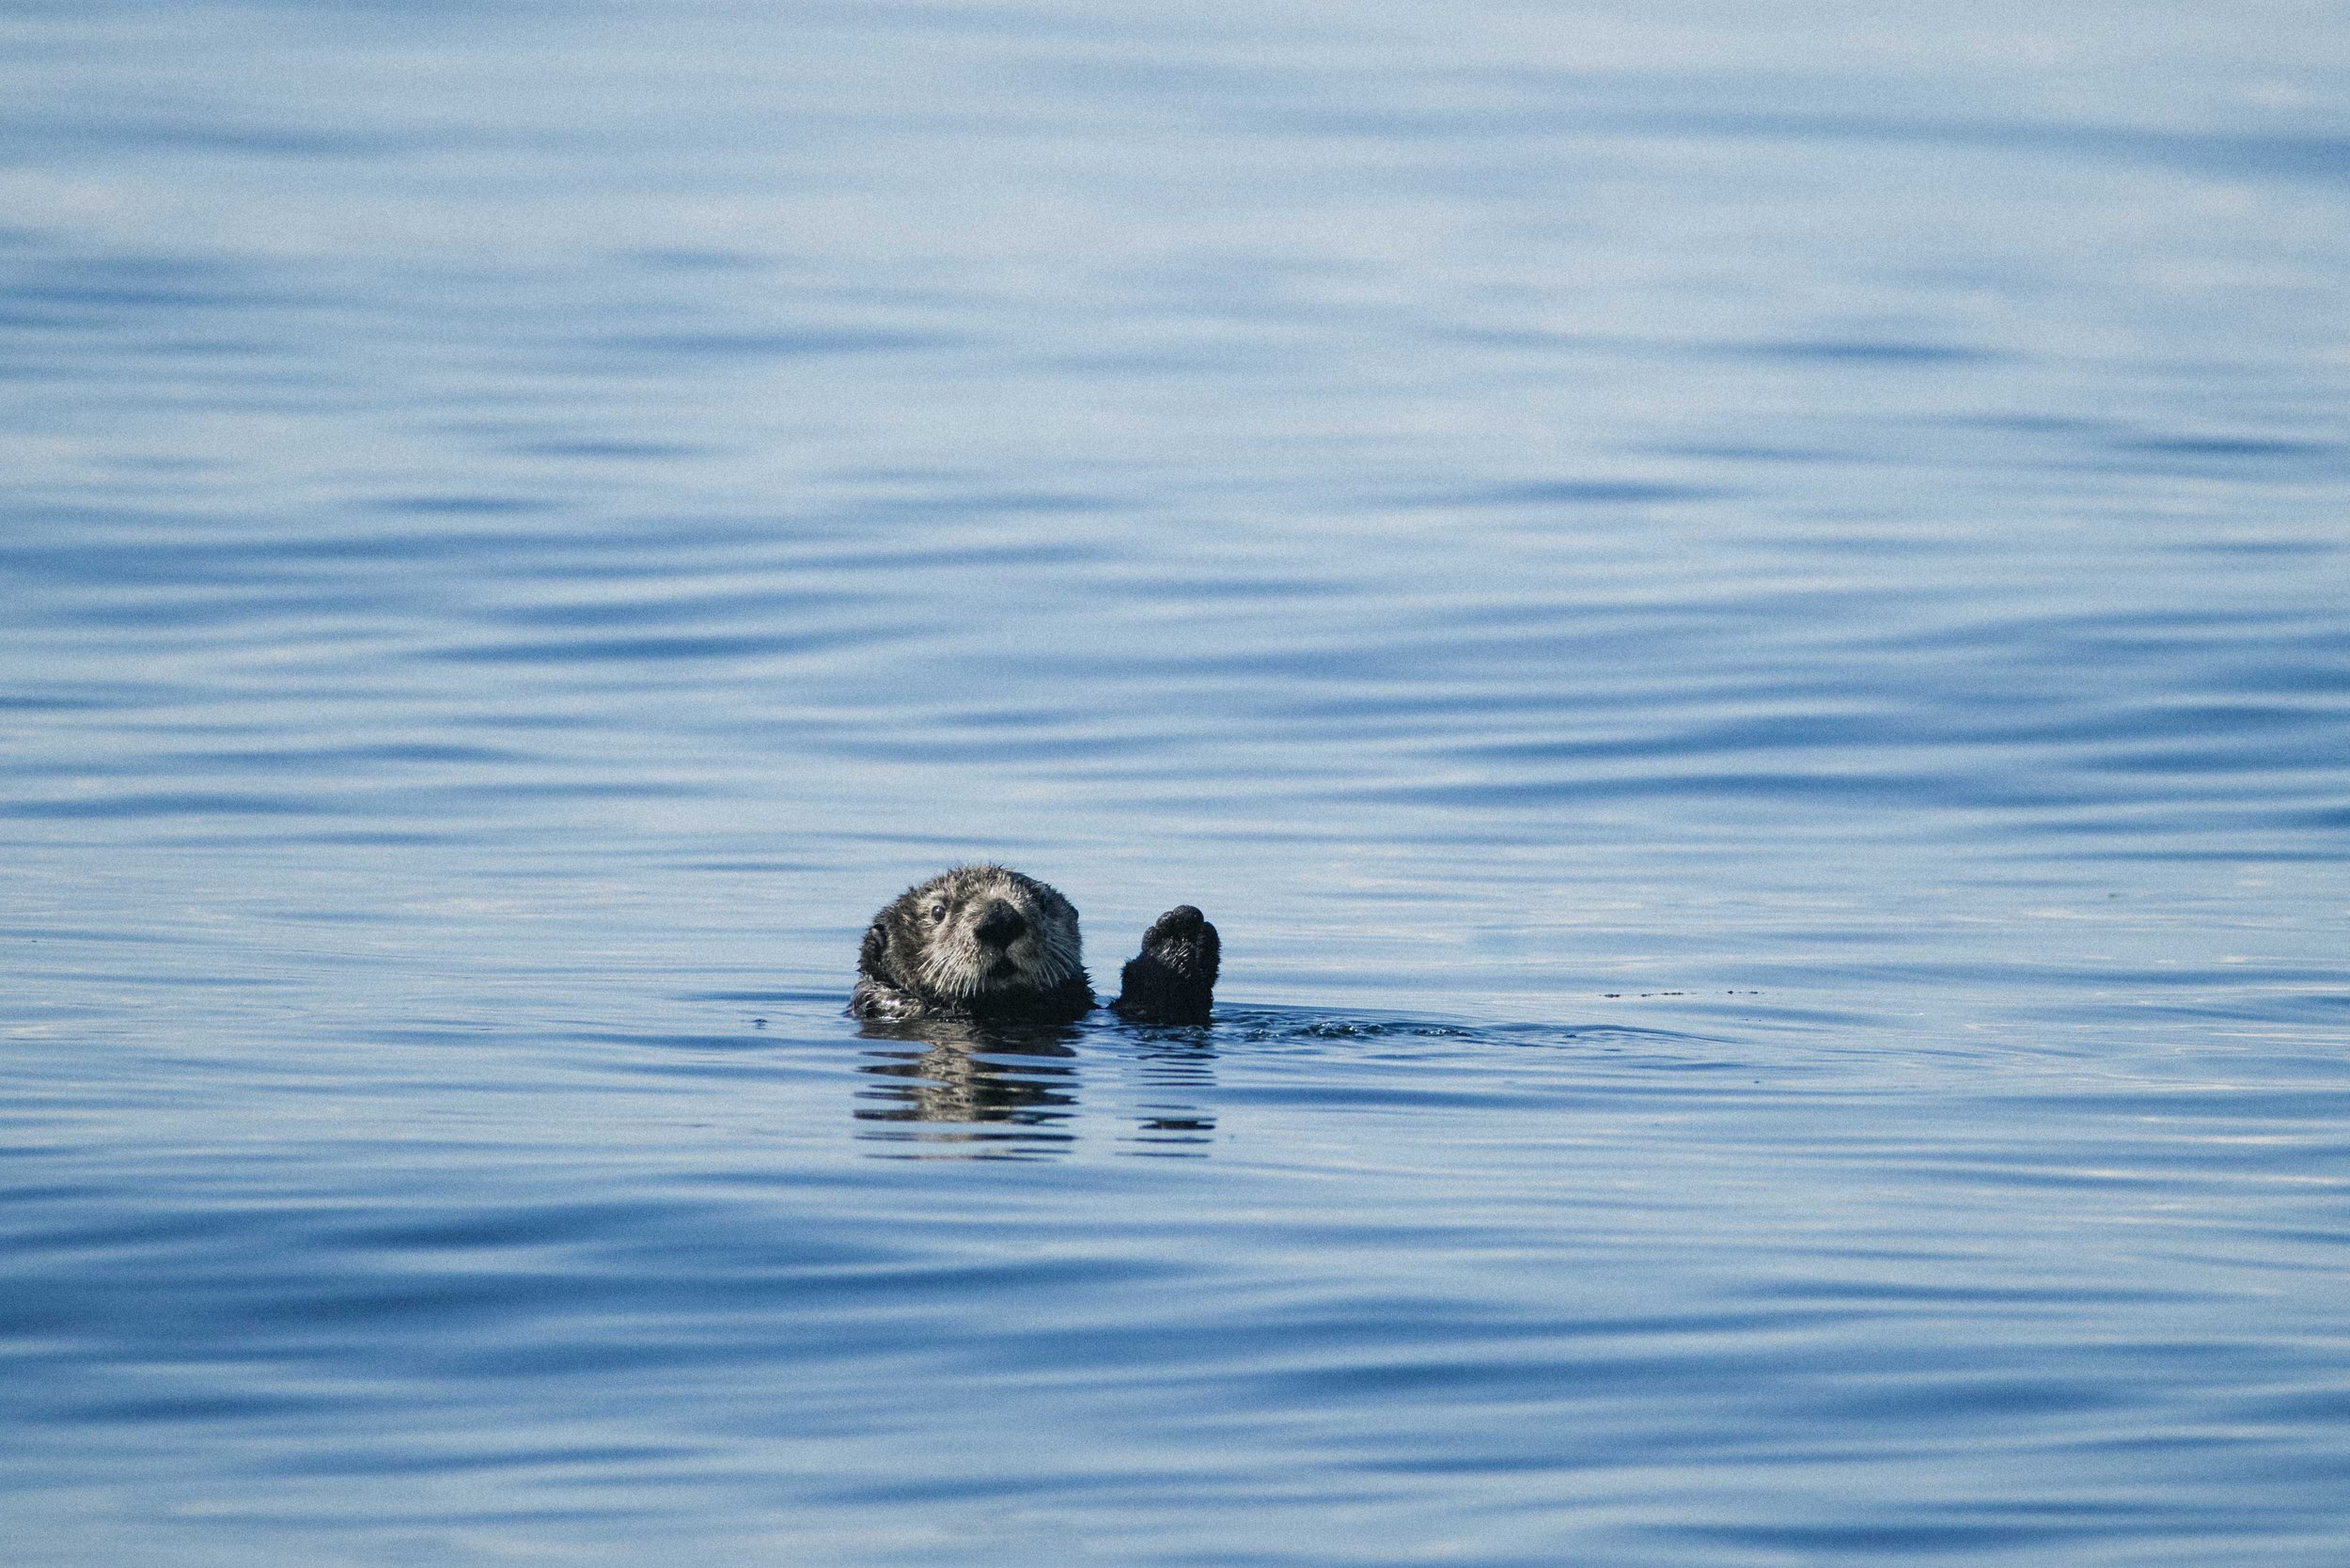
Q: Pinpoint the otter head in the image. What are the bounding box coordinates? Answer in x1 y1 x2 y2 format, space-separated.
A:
857 865 1087 1017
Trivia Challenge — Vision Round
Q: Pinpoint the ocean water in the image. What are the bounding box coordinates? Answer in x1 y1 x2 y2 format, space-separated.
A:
5 1 2349 1562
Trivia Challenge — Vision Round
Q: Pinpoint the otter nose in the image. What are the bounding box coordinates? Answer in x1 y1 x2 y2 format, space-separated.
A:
973 902 1026 949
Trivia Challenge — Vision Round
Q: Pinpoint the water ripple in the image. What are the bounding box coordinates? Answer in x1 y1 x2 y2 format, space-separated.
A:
6 1 2349 1562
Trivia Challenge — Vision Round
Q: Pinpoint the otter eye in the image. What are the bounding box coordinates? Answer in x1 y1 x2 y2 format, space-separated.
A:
929 902 947 920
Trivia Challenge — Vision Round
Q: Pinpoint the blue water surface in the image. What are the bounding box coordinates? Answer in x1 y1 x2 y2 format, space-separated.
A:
5 2 2349 1563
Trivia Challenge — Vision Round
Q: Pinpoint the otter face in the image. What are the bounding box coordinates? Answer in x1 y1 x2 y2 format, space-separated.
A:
856 865 1087 1018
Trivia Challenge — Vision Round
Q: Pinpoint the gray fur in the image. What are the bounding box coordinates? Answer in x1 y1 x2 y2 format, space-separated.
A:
850 866 1218 1026
850 865 1092 1023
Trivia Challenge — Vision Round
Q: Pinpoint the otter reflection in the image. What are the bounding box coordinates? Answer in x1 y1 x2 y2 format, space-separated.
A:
1120 1033 1218 1156
854 1017 1081 1154
852 1017 1217 1158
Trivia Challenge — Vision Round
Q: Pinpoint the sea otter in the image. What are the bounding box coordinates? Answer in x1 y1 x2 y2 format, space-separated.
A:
850 865 1219 1026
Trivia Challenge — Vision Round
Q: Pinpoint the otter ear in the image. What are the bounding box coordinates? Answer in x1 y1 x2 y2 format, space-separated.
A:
858 919 888 974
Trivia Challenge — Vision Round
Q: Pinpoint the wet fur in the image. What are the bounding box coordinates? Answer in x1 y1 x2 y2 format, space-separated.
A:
1108 905 1219 1026
851 865 1217 1026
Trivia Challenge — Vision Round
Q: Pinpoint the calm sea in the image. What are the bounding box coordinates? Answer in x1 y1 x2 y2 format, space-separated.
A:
6 2 2349 1562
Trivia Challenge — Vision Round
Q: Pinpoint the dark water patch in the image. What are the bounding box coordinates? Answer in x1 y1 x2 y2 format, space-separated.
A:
1878 605 2316 658
66 1389 356 1425
0 921 206 948
1 791 345 819
426 629 890 664
2122 436 2341 462
819 487 1133 522
169 741 544 768
39 114 433 160
1582 107 2350 192
363 494 559 517
3 532 577 587
593 328 963 358
1733 338 1998 365
1655 442 1863 464
0 691 121 711
269 1439 709 1479
1462 712 1934 761
2083 739 2350 776
269 827 475 847
2242 1388 2350 1422
1755 1278 2212 1309
33 588 386 632
1446 478 1727 507
772 541 1113 576
822 729 1177 766
484 587 862 630
1668 1518 2130 1554
8 281 257 311
2179 539 2340 558
2211 662 2350 698
627 248 772 272
509 439 705 461
1970 701 2341 745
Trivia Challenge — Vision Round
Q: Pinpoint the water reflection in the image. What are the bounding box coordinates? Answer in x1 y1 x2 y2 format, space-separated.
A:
852 1018 1218 1159
1119 1034 1219 1157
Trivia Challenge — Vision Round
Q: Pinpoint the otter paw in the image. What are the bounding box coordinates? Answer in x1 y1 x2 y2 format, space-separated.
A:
1110 905 1220 1025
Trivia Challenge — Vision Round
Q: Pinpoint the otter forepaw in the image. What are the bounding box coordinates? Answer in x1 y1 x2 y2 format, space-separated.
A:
1110 905 1219 1026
